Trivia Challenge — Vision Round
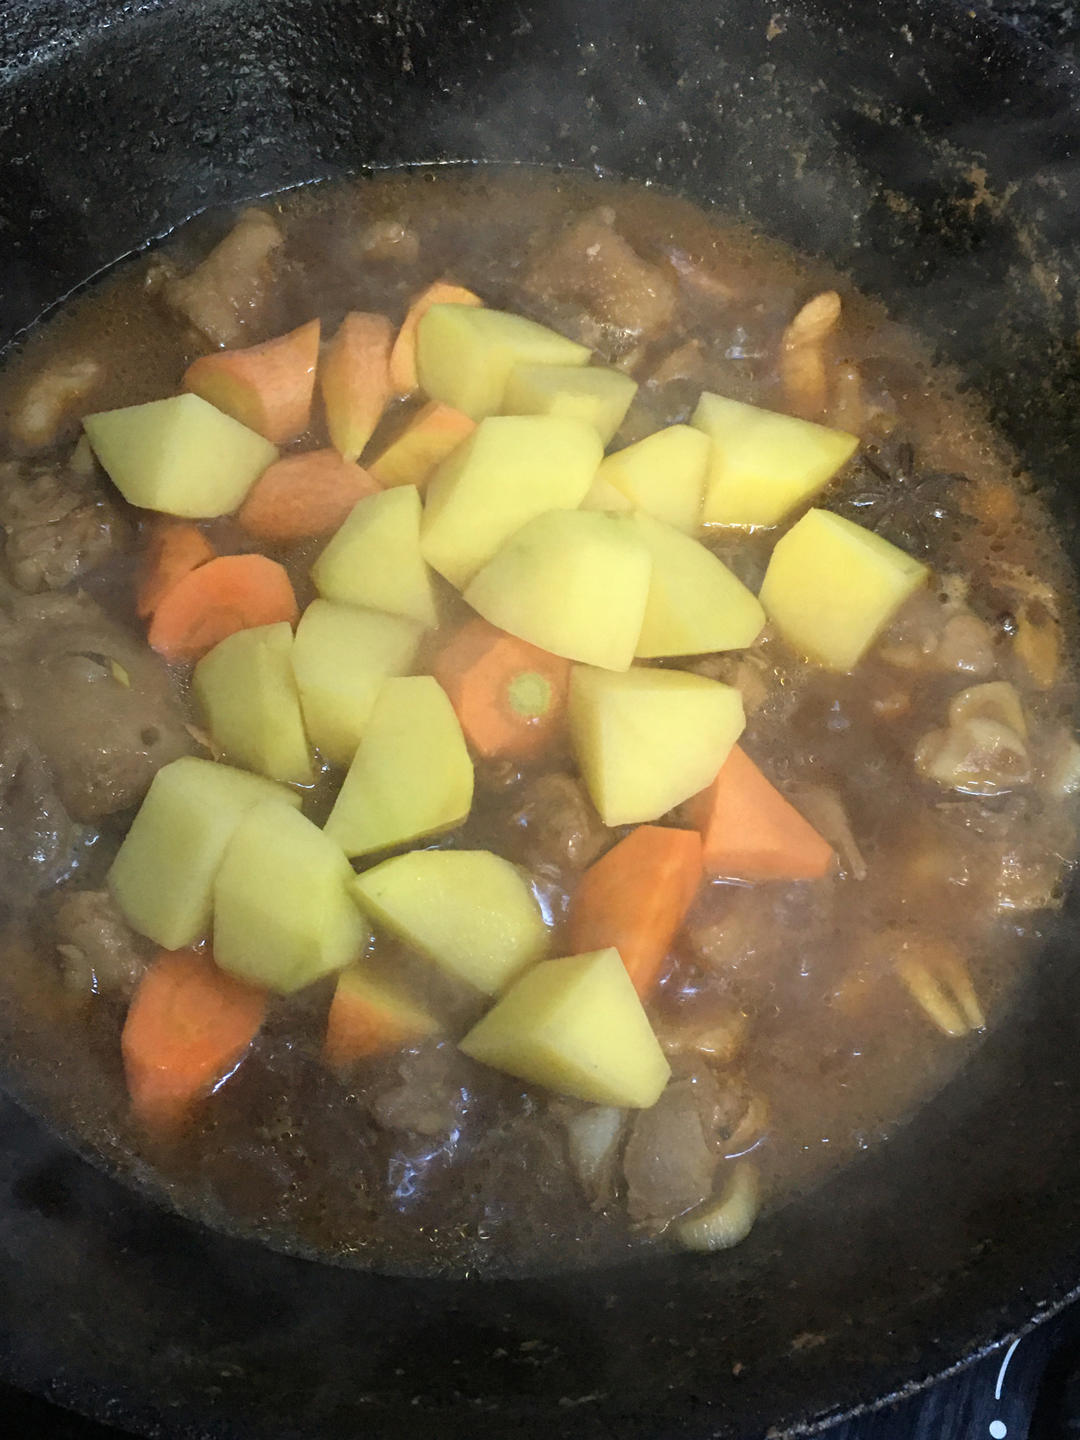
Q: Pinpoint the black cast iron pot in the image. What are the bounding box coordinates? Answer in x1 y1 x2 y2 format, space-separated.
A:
3 1 1080 1435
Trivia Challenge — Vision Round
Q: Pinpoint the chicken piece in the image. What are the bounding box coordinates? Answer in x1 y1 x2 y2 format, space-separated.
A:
475 757 526 796
993 843 1071 913
894 814 982 908
684 903 764 978
511 772 609 873
722 1094 770 1157
933 613 997 676
610 342 648 377
623 1079 719 1223
664 248 741 304
354 218 420 265
164 208 284 347
658 1007 748 1067
907 793 1057 927
1 592 191 821
54 888 148 996
525 208 677 348
878 589 994 676
685 652 773 714
0 699 79 901
7 357 102 452
948 681 1026 737
370 1043 469 1138
24 647 190 820
647 339 706 387
623 1064 759 1227
682 1065 756 1149
685 880 834 980
915 716 1030 796
0 458 128 594
780 290 841 420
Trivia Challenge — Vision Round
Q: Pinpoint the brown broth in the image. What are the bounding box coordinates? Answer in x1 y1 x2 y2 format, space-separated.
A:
0 167 1076 1276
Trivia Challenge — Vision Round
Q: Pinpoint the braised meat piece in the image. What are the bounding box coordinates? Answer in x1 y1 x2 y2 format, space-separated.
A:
0 457 129 594
54 888 149 996
1 592 191 821
164 208 284 347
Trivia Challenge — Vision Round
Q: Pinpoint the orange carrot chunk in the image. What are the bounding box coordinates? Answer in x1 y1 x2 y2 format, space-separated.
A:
147 553 298 663
237 447 381 542
688 744 835 881
323 969 438 1073
121 948 267 1133
388 281 484 395
568 826 703 997
183 318 321 445
369 400 476 491
432 617 570 760
319 312 394 463
135 520 217 619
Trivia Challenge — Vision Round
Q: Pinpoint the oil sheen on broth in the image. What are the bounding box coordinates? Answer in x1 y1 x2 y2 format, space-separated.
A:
0 169 1075 1276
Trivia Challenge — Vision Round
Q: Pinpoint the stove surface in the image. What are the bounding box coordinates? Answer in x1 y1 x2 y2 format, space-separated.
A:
829 1305 1080 1439
3 1302 1079 1437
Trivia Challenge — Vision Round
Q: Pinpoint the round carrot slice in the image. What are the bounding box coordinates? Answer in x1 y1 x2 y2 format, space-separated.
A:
122 948 267 1133
147 552 298 662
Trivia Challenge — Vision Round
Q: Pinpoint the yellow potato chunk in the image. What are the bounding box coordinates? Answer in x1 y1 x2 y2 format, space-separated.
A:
311 487 438 628
324 675 473 858
291 600 423 767
417 304 590 419
692 391 857 527
630 513 765 657
580 473 635 514
758 507 929 671
352 849 549 995
502 363 637 446
569 665 745 825
460 948 671 1108
107 757 300 950
193 622 312 785
84 393 277 518
463 509 652 671
421 414 601 589
597 424 709 533
214 801 370 994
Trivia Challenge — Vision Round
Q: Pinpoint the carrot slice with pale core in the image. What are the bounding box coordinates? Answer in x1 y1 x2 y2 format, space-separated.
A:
432 617 570 759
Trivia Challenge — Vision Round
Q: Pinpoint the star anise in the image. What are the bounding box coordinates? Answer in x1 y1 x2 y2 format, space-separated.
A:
827 436 972 559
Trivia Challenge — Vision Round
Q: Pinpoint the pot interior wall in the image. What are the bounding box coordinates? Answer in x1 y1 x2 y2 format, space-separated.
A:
2 1 1080 1436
